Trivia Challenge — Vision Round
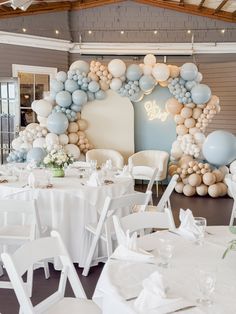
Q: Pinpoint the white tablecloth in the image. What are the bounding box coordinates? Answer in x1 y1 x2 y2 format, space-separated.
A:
93 226 236 314
0 169 134 266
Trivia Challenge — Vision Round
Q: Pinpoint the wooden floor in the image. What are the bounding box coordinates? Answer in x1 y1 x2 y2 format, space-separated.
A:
0 187 233 314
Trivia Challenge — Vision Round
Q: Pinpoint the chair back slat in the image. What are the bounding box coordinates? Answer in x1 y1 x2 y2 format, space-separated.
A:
156 174 179 211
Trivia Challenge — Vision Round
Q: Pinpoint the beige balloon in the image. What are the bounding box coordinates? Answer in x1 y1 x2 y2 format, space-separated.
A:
68 133 79 144
175 182 184 193
188 173 202 187
196 184 208 196
68 122 79 133
166 98 183 115
212 169 224 183
168 65 180 78
217 182 227 196
174 114 185 125
179 155 193 167
208 184 221 198
192 108 202 120
180 107 192 119
77 119 88 131
168 164 178 176
176 124 188 136
203 172 216 186
184 118 195 129
183 184 196 197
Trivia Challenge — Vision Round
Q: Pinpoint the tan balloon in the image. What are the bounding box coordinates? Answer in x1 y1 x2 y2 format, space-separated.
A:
68 133 79 144
179 155 193 167
185 102 195 109
77 119 88 131
192 108 202 120
189 127 200 135
76 112 81 120
217 182 227 196
77 131 85 138
176 124 188 135
68 122 79 133
168 164 178 176
212 169 224 182
174 114 185 125
208 184 221 198
175 182 184 193
99 80 109 91
203 172 216 186
159 80 169 87
166 98 183 115
168 65 180 78
196 184 208 196
88 72 99 82
188 173 202 187
184 118 195 129
183 184 196 197
180 107 192 119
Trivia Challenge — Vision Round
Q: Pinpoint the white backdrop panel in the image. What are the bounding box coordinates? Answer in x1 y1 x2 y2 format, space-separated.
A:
81 90 134 162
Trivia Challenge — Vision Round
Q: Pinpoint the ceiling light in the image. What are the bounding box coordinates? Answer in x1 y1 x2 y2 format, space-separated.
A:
187 30 191 34
88 30 92 35
22 28 26 33
120 30 124 35
153 30 158 35
55 30 59 35
221 29 225 34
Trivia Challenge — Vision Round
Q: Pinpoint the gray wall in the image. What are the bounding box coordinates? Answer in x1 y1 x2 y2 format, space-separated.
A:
0 44 69 77
0 1 235 43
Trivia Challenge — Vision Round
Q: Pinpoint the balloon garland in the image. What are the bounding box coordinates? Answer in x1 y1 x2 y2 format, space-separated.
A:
7 54 236 197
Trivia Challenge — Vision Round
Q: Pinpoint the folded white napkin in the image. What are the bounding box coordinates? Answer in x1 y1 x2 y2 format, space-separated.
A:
112 216 154 262
28 172 38 188
87 171 103 187
105 159 113 170
134 271 182 313
177 208 201 240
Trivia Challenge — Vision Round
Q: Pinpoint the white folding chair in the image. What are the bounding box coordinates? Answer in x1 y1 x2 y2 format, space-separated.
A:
0 198 50 297
147 174 179 213
1 231 101 314
225 175 236 226
113 207 175 240
82 191 152 276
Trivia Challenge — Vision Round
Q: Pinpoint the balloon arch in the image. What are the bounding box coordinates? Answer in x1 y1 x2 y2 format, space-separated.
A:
8 54 236 198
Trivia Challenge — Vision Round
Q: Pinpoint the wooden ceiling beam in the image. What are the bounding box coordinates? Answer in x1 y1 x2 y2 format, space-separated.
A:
133 0 236 23
198 0 205 10
179 0 185 6
214 0 229 14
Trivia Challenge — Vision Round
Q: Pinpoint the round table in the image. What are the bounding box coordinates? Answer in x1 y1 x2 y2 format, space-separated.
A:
0 169 134 266
93 226 236 314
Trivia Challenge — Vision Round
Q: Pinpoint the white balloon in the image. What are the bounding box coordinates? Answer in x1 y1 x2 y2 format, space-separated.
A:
230 160 236 174
110 78 122 91
12 138 22 150
34 99 52 118
143 64 153 75
144 54 156 66
33 138 46 149
31 100 38 112
37 116 48 128
45 133 59 145
108 59 126 78
70 60 90 74
194 132 206 144
195 72 203 83
64 144 80 160
59 134 69 145
152 63 170 81
20 142 33 151
25 123 39 131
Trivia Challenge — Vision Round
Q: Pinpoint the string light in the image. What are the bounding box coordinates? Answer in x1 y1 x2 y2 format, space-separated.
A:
221 29 225 34
55 29 59 35
22 28 26 33
153 30 158 35
88 30 92 35
120 30 125 35
187 30 191 34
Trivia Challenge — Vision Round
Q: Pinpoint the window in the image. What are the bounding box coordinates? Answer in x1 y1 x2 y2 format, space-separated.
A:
12 65 57 127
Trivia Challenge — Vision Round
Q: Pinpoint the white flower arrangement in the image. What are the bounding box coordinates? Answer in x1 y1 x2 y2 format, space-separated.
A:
43 149 74 169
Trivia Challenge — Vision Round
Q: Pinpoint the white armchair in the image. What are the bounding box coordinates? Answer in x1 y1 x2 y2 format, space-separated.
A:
86 149 124 169
128 150 169 195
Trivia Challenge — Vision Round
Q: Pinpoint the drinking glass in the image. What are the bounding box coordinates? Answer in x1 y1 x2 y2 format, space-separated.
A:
89 160 97 173
197 269 216 305
158 238 173 268
194 217 207 245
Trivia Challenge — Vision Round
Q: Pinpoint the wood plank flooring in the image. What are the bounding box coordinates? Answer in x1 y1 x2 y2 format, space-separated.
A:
0 187 233 314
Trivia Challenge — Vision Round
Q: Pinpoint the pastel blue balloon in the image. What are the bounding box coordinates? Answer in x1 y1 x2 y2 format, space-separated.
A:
95 90 106 100
87 91 95 101
191 84 211 105
130 91 144 103
65 79 79 93
72 90 88 106
202 130 236 166
185 80 197 91
27 147 46 164
126 64 143 81
56 91 72 108
50 91 57 100
139 75 155 92
51 79 64 93
180 63 198 81
47 112 69 135
71 104 82 112
56 71 67 82
88 81 100 93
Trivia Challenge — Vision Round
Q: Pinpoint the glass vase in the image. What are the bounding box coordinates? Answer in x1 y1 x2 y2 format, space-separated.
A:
51 167 64 178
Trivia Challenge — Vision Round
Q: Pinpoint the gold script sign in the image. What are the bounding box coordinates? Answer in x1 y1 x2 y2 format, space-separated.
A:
144 100 169 122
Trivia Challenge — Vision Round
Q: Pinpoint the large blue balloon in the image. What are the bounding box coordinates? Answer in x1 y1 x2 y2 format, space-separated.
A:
95 90 106 100
64 79 79 93
47 112 69 135
191 84 211 105
56 91 72 108
126 64 143 81
88 81 100 93
51 79 64 93
27 147 46 164
180 63 198 81
139 75 156 92
202 130 236 166
72 90 88 106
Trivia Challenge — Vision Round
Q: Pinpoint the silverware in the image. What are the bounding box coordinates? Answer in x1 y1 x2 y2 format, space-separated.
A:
125 296 138 301
166 305 197 313
206 231 214 235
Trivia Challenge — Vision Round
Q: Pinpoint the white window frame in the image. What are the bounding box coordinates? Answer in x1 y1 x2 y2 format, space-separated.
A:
12 64 57 128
